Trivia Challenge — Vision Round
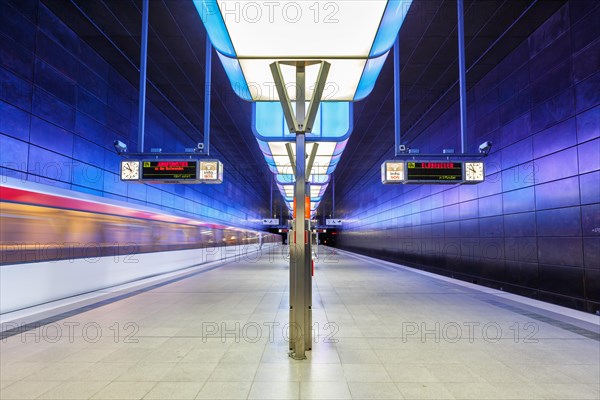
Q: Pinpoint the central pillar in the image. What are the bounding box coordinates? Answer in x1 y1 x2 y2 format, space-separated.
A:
270 60 329 360
291 65 310 359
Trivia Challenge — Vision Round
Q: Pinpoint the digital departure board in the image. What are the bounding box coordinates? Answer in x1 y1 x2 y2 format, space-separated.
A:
120 159 223 184
381 160 485 185
141 160 200 183
405 161 463 183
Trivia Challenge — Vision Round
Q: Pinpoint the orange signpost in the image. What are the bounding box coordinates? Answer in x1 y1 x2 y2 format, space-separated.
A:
292 196 311 219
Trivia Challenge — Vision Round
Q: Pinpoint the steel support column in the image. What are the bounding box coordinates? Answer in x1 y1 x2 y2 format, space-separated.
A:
393 35 402 157
203 37 212 156
303 180 312 352
137 0 149 153
292 65 308 359
270 60 329 360
457 0 468 153
332 174 335 218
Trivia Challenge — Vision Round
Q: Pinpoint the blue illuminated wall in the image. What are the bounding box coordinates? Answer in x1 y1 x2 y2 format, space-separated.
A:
0 0 268 229
337 2 600 312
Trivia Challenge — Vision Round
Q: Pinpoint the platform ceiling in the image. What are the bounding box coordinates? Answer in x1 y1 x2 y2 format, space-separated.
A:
43 0 566 218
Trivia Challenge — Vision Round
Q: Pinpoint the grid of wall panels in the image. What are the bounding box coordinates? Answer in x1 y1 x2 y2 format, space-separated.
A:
0 0 268 229
337 2 600 313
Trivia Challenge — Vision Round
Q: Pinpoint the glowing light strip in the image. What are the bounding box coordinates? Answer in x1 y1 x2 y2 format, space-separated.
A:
193 0 413 102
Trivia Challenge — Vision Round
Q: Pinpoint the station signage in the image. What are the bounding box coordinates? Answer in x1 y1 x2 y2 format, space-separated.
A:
142 160 199 182
200 160 224 184
381 161 404 184
326 219 342 226
406 161 463 182
120 159 223 184
381 160 484 184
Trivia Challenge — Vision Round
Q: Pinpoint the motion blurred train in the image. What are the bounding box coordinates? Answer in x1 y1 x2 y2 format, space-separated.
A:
0 180 279 265
0 179 281 314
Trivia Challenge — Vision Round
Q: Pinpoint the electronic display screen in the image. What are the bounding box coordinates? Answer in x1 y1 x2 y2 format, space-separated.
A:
405 161 463 182
141 161 198 181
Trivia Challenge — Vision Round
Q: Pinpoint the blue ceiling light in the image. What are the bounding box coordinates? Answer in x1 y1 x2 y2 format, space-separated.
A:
253 102 351 211
216 53 252 100
193 0 413 214
354 52 390 101
276 174 330 185
253 102 352 140
369 0 413 57
193 0 413 102
192 0 235 57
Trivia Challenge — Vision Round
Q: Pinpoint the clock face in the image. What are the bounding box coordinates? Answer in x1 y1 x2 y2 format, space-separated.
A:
120 161 140 181
464 162 484 182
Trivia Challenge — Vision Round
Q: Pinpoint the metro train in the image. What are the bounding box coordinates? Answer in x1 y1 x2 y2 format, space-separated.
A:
0 180 280 265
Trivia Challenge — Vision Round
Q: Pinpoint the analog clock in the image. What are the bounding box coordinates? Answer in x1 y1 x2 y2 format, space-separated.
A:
120 161 140 181
464 162 484 182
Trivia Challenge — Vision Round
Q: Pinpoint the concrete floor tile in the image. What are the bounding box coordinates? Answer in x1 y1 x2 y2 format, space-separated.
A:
396 382 455 399
143 382 203 399
38 380 110 399
539 383 600 400
248 381 300 399
115 362 176 381
254 363 303 381
347 382 402 399
384 363 439 383
208 362 259 381
300 381 351 399
91 381 157 399
195 381 252 399
0 380 61 399
342 363 391 382
70 363 132 381
161 363 217 382
300 363 345 381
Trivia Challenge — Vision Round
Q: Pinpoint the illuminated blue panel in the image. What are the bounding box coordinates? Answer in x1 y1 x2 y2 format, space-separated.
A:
264 156 276 167
333 139 349 156
309 103 323 136
253 102 352 140
320 103 350 138
354 52 389 101
275 174 330 185
264 157 278 174
192 1 236 57
369 0 413 57
254 102 285 138
276 174 295 184
216 53 252 101
256 139 271 155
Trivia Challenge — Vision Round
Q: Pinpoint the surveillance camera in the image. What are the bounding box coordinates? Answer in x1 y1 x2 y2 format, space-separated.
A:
197 143 204 151
479 141 493 155
113 140 127 153
399 144 407 152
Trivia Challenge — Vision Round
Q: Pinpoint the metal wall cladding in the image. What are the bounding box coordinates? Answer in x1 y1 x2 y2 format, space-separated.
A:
0 0 268 229
338 1 600 313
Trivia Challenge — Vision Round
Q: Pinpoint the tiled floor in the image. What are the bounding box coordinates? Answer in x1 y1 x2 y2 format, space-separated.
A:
1 246 599 399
